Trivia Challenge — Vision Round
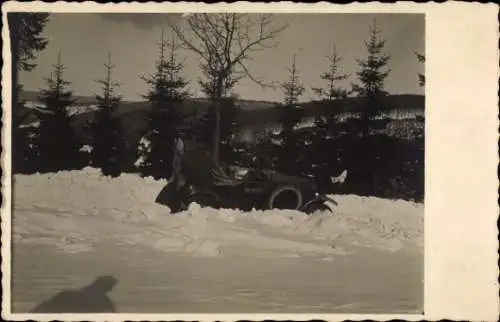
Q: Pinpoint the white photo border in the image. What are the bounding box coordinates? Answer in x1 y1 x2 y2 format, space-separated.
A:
2 1 499 321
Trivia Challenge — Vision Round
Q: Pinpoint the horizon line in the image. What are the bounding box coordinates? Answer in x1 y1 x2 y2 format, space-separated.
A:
20 89 425 104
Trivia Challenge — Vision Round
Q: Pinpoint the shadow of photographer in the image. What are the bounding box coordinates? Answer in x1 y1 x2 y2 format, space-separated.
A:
30 275 118 313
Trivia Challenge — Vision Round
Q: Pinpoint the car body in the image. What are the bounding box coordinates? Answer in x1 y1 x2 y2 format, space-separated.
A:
155 164 338 215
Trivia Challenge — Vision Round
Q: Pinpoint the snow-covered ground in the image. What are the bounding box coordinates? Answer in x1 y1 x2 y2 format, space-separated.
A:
11 168 424 313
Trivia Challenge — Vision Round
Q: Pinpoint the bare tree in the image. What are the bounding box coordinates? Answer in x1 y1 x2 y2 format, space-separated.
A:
168 13 289 166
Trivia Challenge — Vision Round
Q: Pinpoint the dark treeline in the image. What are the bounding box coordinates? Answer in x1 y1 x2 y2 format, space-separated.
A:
10 13 425 202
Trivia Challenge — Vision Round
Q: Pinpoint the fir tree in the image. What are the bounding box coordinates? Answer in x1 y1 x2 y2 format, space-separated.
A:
138 30 190 178
12 83 35 173
415 51 425 87
351 19 391 117
312 45 351 102
9 13 50 172
8 13 50 73
279 54 305 138
280 54 305 107
350 19 392 193
312 45 351 131
141 30 190 104
37 52 83 171
91 53 125 177
277 54 305 173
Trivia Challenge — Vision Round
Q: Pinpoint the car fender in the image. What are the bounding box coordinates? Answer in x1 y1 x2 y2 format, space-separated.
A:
307 194 338 207
185 188 221 204
299 194 337 213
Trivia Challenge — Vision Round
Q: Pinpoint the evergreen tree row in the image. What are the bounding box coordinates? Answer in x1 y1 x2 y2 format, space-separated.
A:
11 13 425 194
279 19 392 115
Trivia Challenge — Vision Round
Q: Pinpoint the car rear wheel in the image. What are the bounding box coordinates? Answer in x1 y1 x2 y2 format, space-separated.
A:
268 185 303 210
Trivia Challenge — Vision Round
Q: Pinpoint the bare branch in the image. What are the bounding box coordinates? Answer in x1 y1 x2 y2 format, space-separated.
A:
171 13 288 98
236 60 276 89
166 16 207 61
232 15 289 66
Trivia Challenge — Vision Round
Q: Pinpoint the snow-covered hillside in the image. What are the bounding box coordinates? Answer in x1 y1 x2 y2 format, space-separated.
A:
24 101 99 117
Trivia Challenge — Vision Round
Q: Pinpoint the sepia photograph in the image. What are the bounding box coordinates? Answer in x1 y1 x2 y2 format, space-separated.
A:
7 10 425 314
1 2 498 320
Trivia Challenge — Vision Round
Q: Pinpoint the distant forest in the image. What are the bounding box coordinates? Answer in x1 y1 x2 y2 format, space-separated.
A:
19 90 424 128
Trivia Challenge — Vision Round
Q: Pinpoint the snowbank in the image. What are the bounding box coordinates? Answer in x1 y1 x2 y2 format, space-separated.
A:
12 167 423 258
14 167 167 221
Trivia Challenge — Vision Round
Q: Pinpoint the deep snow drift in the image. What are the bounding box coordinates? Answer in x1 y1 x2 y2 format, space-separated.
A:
12 167 423 258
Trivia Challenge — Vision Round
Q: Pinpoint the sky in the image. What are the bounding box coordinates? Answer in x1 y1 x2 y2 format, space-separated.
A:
18 13 424 102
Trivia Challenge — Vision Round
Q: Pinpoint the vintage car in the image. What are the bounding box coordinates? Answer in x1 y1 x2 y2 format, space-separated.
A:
155 164 339 215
